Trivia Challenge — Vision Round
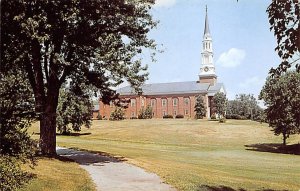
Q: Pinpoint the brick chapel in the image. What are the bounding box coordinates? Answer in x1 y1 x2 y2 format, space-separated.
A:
99 8 226 119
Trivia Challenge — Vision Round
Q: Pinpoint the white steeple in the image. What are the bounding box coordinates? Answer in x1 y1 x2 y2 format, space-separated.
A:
199 6 216 77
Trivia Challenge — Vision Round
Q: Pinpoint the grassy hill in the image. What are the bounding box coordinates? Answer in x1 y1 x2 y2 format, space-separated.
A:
31 119 300 191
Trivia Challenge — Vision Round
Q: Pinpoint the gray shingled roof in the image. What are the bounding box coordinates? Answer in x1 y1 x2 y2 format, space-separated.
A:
117 81 225 96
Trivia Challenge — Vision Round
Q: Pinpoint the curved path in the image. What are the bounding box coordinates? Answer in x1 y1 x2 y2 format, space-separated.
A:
56 147 176 191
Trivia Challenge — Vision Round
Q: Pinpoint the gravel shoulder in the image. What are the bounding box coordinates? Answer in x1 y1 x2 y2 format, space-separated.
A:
56 147 176 191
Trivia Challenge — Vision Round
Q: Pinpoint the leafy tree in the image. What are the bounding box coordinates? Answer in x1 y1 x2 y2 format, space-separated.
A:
267 0 300 75
259 71 300 145
1 0 157 155
110 107 125 121
0 69 37 190
56 88 93 135
194 95 206 119
212 92 227 120
226 94 262 120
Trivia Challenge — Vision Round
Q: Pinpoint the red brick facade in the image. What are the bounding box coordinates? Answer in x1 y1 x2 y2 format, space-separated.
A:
99 93 214 119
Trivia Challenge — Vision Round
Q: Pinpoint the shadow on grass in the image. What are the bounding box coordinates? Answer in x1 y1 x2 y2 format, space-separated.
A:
34 132 92 136
56 147 127 165
197 185 288 191
245 143 300 155
58 132 92 136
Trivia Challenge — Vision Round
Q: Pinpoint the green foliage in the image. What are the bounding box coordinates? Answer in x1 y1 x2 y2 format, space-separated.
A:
0 156 34 191
175 114 184 119
219 118 226 123
163 115 173 119
56 88 93 135
259 71 300 145
212 92 227 120
110 107 125 121
226 94 263 121
267 0 300 75
1 0 157 155
138 105 153 119
194 95 206 119
0 70 37 190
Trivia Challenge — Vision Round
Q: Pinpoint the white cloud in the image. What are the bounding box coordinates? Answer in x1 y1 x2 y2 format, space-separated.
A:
217 48 246 68
239 76 265 89
154 0 176 8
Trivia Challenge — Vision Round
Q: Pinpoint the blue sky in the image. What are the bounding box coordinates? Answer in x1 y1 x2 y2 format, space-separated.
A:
140 0 281 101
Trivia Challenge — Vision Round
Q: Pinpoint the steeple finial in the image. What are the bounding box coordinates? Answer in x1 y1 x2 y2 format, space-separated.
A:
204 6 210 35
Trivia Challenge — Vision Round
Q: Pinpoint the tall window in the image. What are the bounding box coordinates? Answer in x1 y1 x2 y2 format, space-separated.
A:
151 99 156 107
184 98 189 105
173 98 178 106
174 110 177 116
162 99 167 107
131 99 136 107
141 98 145 107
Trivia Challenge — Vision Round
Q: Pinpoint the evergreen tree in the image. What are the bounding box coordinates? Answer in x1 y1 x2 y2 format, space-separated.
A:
213 92 227 120
110 107 125 121
194 95 206 119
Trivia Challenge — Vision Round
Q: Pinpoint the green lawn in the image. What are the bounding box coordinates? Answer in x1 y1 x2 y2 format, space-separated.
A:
20 157 96 191
32 119 300 191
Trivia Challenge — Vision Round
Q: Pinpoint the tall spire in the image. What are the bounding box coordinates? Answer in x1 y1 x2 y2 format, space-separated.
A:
204 5 210 35
199 5 216 85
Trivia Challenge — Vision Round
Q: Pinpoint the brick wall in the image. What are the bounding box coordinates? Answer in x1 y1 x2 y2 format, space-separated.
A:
99 93 209 119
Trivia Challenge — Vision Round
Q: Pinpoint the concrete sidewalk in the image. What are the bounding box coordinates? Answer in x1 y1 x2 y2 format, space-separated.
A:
56 147 176 191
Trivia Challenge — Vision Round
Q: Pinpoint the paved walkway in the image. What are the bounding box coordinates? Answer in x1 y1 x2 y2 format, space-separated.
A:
56 147 176 191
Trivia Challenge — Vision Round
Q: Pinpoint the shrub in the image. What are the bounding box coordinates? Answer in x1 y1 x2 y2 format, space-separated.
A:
0 156 34 191
110 107 125 121
130 117 138 119
210 113 216 119
219 118 226 123
175 114 184 118
163 114 173 119
97 113 102 120
226 114 243 120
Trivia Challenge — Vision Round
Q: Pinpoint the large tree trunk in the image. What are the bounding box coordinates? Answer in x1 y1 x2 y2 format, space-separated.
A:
40 111 57 156
40 86 60 156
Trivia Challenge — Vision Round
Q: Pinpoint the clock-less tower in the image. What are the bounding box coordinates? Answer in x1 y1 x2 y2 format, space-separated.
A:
199 6 217 85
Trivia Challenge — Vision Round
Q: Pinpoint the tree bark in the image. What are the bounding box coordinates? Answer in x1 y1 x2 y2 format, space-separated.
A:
283 133 287 146
39 84 60 156
40 111 57 156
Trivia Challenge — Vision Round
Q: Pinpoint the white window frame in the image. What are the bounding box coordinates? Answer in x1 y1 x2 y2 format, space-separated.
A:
184 98 189 105
173 98 178 106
